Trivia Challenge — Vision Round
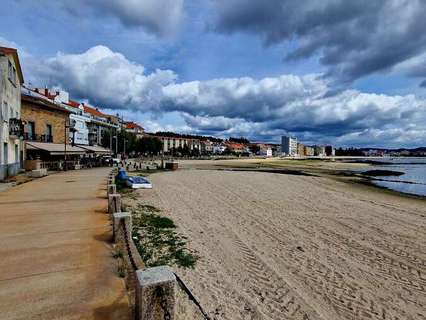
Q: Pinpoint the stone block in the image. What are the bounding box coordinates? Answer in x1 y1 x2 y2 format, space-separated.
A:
112 212 132 243
136 266 176 320
108 194 121 214
107 184 117 196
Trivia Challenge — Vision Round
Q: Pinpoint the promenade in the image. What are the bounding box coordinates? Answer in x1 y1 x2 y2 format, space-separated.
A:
0 168 130 320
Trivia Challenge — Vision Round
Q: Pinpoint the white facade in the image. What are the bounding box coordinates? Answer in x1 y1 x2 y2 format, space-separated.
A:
156 136 201 153
212 144 226 154
0 49 22 180
259 148 273 157
70 114 89 145
281 136 298 156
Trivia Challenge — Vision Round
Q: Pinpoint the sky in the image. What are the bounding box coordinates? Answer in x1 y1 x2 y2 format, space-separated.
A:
1 0 426 148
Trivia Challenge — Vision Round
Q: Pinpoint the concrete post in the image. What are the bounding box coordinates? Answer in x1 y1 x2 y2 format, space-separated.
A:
135 266 176 320
107 184 117 196
112 212 132 243
108 194 121 214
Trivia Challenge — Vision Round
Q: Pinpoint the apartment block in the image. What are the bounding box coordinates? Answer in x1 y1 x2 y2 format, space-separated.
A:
0 47 24 180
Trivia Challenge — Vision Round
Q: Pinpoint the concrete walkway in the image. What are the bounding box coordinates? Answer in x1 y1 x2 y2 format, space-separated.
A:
0 168 130 320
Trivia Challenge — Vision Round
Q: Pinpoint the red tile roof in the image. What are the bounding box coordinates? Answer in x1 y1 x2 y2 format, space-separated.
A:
65 100 81 108
125 121 144 130
225 142 246 150
83 104 105 117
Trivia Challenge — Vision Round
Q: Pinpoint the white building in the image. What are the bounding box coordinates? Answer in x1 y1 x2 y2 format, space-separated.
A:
281 136 298 156
212 144 226 154
0 47 24 180
259 147 273 157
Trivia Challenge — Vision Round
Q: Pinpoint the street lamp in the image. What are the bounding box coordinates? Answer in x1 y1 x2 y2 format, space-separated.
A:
112 134 118 156
123 138 128 158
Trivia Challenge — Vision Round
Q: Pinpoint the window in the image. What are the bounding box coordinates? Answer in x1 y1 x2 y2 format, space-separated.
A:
46 124 52 142
3 101 8 121
27 122 35 140
15 144 18 164
3 143 8 164
7 60 16 85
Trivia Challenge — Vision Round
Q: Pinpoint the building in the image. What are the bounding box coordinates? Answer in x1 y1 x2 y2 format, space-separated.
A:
313 145 326 157
151 134 201 154
325 145 335 156
124 121 145 138
281 136 298 156
32 88 118 148
297 143 305 156
259 147 273 157
200 139 214 154
304 145 315 156
0 47 24 180
212 143 226 154
225 141 247 154
20 90 88 170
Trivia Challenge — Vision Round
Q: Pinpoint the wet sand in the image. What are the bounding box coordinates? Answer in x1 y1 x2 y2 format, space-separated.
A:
133 167 426 320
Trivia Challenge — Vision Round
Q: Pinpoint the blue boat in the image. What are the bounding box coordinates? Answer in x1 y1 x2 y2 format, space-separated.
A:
126 176 153 189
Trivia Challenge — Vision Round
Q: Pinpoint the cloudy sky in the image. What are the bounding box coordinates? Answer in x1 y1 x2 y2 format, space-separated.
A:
1 0 426 148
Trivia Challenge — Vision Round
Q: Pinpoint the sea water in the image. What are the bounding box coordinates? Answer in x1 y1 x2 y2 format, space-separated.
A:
368 158 426 197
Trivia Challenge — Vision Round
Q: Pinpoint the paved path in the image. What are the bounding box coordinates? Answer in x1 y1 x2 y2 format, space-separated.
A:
0 168 130 320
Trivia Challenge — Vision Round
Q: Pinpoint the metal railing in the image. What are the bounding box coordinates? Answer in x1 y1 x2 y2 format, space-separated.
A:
23 133 53 143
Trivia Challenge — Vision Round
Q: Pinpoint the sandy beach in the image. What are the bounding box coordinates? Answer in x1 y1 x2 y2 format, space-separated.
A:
131 164 426 320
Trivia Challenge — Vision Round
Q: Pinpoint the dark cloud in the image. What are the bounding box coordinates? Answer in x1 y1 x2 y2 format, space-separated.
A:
213 0 426 83
20 0 184 37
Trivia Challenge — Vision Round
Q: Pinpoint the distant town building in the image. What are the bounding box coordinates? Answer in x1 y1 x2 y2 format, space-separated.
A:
259 147 273 157
325 145 335 156
201 139 214 154
297 143 305 156
124 121 145 138
151 134 201 154
313 145 326 157
281 136 298 156
225 141 248 154
212 143 226 154
304 145 315 156
0 47 24 181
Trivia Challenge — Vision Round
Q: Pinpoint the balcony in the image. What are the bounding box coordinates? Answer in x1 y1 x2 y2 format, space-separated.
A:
24 133 53 143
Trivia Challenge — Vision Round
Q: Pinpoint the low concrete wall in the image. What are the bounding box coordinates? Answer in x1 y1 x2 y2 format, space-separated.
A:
0 163 20 181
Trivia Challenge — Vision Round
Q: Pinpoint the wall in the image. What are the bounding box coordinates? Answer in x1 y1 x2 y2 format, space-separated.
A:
21 100 68 144
0 53 22 180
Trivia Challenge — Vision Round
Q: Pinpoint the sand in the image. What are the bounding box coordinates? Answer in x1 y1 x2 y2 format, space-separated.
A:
134 168 426 320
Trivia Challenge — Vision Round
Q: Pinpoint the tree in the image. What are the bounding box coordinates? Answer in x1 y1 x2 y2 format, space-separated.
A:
229 137 250 144
249 144 260 154
101 129 111 149
135 137 163 155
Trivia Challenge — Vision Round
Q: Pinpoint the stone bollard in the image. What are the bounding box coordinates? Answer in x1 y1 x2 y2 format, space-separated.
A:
108 194 121 214
107 184 117 196
112 212 132 243
135 266 176 320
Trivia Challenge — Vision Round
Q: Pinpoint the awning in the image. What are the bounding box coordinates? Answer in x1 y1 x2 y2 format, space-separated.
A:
78 145 112 154
25 142 86 155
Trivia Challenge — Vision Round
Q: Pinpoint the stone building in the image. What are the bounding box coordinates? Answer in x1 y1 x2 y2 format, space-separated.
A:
21 91 70 144
0 47 24 180
21 90 86 169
